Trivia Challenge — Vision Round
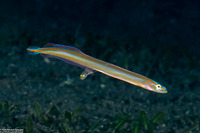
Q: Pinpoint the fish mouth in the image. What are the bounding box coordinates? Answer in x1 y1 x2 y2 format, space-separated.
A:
159 88 168 93
161 90 168 93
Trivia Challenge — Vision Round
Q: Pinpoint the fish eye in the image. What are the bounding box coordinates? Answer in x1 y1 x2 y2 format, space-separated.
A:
156 84 162 91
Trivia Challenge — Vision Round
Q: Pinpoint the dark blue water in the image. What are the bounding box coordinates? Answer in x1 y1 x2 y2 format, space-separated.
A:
0 0 199 132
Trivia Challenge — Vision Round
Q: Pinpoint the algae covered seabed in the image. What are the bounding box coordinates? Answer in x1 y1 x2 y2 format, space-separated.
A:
0 0 199 132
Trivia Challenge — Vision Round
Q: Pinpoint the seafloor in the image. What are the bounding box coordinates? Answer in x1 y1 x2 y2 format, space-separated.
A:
0 0 199 132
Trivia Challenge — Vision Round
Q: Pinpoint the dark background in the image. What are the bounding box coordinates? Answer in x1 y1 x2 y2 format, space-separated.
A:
0 0 199 132
0 0 200 53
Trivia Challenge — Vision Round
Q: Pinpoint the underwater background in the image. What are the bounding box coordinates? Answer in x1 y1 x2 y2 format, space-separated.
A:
0 0 199 132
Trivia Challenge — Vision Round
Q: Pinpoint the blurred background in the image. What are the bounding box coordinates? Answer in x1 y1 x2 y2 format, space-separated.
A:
0 0 200 52
0 0 199 132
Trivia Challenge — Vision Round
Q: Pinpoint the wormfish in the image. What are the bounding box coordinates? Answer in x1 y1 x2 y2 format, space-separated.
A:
27 43 167 93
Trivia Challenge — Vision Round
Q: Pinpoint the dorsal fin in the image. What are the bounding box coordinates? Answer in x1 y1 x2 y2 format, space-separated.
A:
43 43 85 54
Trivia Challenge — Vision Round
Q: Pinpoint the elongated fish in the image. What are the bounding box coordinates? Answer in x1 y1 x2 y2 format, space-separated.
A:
27 43 167 93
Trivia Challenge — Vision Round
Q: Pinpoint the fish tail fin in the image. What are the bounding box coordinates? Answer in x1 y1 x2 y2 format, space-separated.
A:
27 46 40 55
